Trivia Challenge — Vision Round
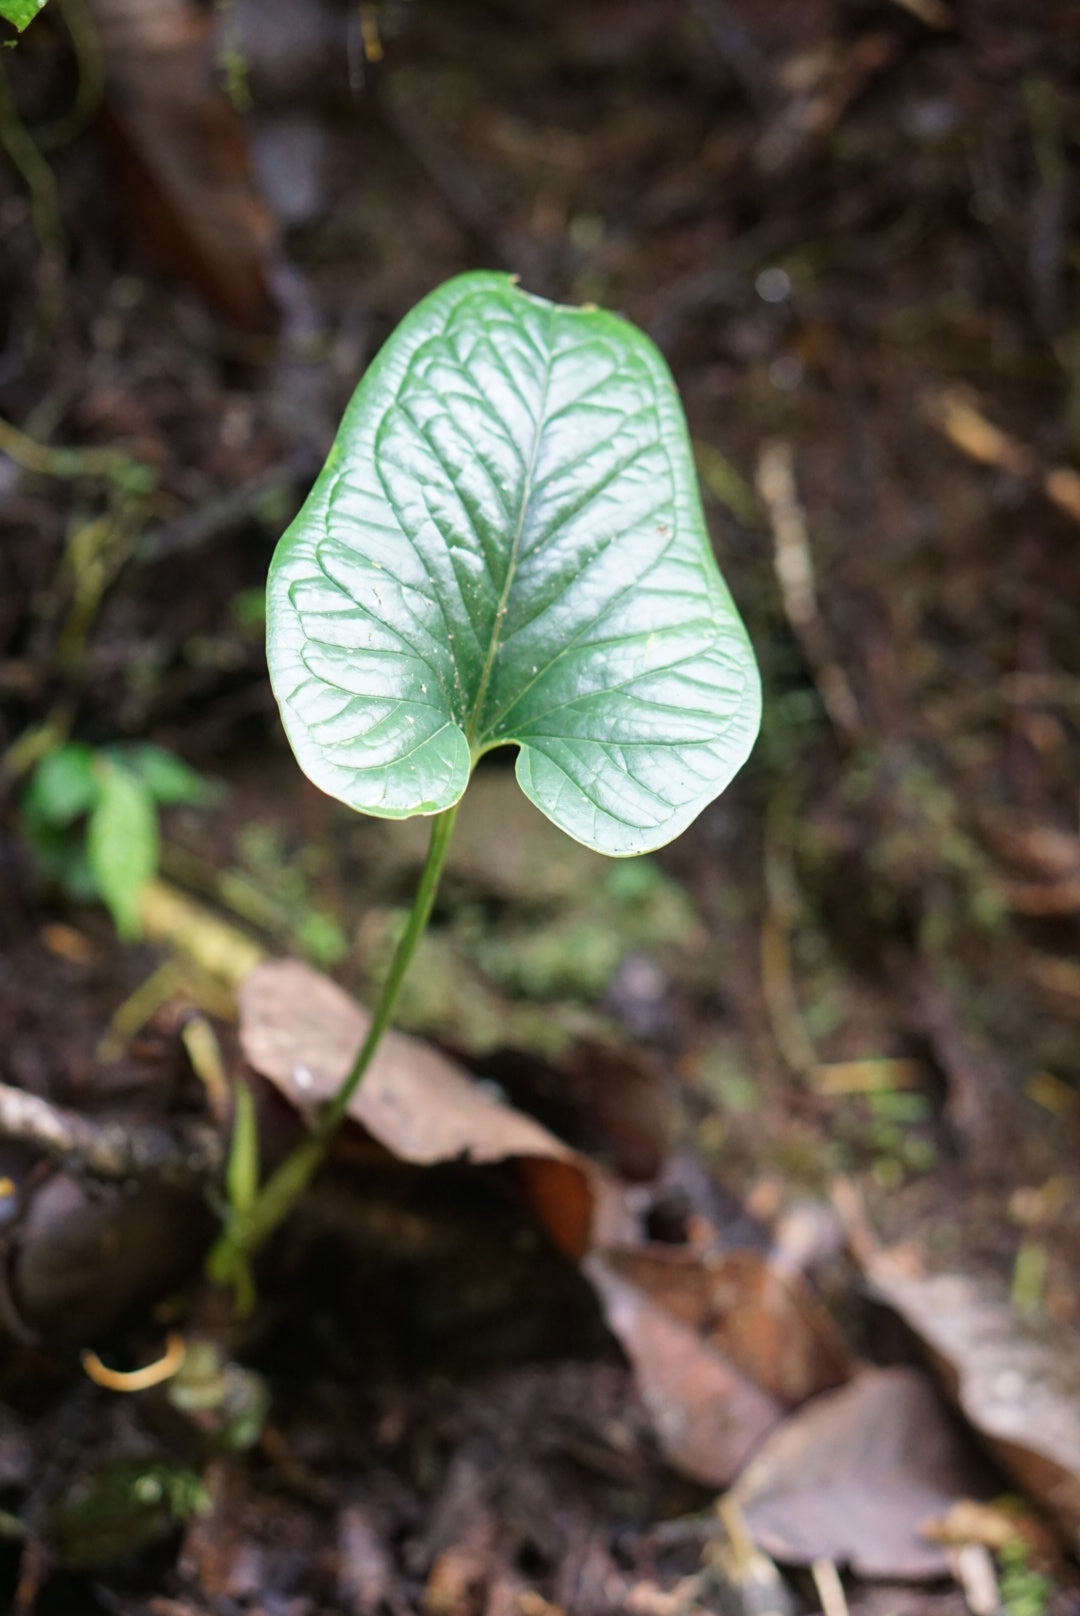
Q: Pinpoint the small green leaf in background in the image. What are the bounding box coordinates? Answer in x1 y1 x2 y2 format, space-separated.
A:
123 744 212 806
0 0 48 31
86 761 159 939
268 271 761 858
23 743 99 826
294 909 349 967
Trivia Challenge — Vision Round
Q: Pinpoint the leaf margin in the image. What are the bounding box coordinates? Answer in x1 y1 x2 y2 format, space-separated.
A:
267 270 761 856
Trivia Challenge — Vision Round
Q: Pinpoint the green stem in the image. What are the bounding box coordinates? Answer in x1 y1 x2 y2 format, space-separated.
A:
208 801 460 1280
318 799 460 1140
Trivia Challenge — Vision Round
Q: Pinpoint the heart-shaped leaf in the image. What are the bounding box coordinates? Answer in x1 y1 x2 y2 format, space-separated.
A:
267 272 760 855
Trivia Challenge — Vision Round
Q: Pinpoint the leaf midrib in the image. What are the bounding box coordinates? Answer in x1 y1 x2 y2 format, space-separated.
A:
464 322 555 751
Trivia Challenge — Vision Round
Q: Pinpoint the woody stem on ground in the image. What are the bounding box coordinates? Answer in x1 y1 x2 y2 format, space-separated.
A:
206 800 461 1277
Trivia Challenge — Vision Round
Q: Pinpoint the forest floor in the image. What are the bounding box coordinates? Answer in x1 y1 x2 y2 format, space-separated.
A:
1 0 1080 1612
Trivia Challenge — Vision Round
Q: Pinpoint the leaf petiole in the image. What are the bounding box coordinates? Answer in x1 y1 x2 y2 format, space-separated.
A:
207 799 461 1289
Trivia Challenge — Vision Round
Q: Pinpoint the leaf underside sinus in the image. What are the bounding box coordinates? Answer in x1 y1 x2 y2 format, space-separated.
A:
267 272 761 856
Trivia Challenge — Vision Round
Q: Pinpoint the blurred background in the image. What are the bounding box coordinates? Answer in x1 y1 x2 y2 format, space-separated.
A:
1 0 1080 1610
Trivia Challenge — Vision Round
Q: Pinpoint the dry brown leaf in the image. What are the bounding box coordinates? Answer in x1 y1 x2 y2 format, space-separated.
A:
868 1267 1080 1552
733 1367 984 1579
584 1256 783 1487
239 960 593 1259
601 1244 851 1407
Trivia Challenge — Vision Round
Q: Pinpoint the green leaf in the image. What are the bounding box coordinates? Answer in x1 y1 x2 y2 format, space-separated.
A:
0 0 47 30
268 272 761 856
86 762 159 939
121 744 212 806
23 743 98 826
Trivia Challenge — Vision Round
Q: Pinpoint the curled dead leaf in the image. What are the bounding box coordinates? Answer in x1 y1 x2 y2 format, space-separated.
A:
601 1243 851 1408
584 1256 782 1487
238 960 594 1258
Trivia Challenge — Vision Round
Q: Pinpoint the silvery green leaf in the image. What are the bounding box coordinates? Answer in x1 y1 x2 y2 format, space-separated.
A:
267 272 760 855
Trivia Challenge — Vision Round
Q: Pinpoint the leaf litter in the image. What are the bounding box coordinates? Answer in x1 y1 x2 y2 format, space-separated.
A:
240 957 1043 1590
239 957 596 1259
731 1367 984 1581
4 0 1080 1609
866 1263 1080 1552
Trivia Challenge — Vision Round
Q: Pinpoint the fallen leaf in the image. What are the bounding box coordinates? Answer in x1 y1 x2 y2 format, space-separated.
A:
868 1267 1080 1552
733 1367 984 1579
239 959 594 1258
584 1256 783 1487
601 1243 851 1407
475 1039 669 1182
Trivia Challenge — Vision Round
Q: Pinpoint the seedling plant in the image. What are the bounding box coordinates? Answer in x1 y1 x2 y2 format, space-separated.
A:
22 741 212 939
209 270 761 1298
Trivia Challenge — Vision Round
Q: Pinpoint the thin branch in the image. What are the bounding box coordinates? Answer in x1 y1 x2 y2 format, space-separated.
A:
0 1081 223 1187
757 438 863 746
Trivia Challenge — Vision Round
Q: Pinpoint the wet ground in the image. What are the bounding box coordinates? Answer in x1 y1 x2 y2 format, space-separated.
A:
1 0 1080 1610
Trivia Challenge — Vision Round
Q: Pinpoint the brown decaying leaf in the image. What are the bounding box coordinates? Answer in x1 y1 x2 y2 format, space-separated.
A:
238 960 594 1259
600 1243 851 1408
868 1267 1080 1552
584 1256 783 1487
733 1367 985 1580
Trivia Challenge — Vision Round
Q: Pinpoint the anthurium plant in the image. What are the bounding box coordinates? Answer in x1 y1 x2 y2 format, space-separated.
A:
209 270 761 1295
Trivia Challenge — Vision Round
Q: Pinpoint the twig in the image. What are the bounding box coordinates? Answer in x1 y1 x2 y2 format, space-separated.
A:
952 1543 1003 1616
756 439 862 745
81 1332 187 1391
922 387 1080 526
0 1080 223 1187
0 415 152 490
135 448 320 563
760 787 817 1081
886 0 953 27
811 1561 849 1616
